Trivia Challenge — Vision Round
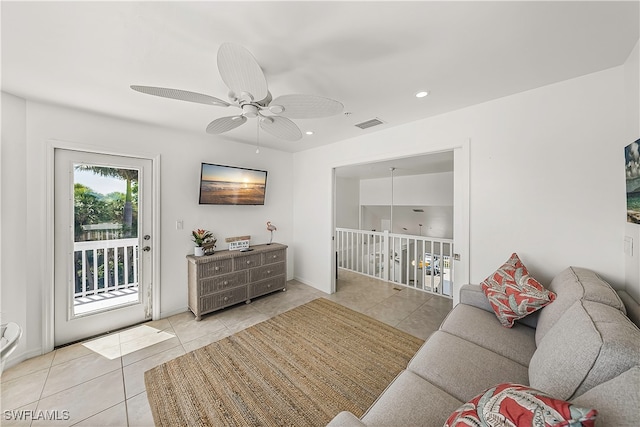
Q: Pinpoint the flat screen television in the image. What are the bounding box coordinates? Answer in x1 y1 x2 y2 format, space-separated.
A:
199 163 268 205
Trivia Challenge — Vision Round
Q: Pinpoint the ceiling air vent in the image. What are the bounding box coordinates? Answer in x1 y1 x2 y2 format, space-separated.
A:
413 209 424 213
355 118 384 129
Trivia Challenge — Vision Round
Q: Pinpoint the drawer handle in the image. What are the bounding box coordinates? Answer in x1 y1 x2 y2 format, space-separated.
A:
272 255 277 259
267 284 271 288
223 296 229 302
267 270 272 274
223 281 229 285
246 260 251 264
215 267 220 271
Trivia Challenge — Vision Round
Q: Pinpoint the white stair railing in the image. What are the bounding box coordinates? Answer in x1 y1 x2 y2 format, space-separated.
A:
336 228 453 298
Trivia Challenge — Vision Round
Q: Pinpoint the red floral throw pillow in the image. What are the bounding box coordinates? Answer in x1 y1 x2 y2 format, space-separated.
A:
481 253 556 328
444 383 597 427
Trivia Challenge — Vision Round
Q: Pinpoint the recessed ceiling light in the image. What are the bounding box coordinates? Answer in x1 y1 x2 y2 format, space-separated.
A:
415 91 429 98
305 131 314 135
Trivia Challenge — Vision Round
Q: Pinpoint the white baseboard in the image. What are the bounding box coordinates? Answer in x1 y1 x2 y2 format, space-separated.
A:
159 307 190 320
293 276 330 294
3 347 45 372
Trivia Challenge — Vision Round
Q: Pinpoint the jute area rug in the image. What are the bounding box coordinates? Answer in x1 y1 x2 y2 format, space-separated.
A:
144 298 424 426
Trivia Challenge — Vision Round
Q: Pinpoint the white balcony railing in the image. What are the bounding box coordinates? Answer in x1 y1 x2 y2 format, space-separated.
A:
336 228 453 298
73 238 139 299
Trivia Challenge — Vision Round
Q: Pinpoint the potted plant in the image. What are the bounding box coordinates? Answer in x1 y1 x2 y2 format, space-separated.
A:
192 229 214 256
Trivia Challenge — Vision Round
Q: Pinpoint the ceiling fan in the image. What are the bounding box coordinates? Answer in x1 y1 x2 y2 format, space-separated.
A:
131 43 343 141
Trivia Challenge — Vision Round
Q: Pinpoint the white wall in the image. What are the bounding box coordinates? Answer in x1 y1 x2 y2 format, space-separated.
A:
359 172 454 237
336 172 454 235
293 66 627 295
624 40 640 301
335 177 360 229
1 97 293 363
1 93 31 359
360 172 453 206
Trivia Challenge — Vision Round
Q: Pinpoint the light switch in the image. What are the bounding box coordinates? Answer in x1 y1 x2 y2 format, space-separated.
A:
176 220 184 230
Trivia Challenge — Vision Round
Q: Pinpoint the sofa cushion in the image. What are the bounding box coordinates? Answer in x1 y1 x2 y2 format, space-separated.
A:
535 267 626 346
326 411 367 427
444 383 597 427
481 253 556 328
440 303 536 367
571 366 640 426
529 300 640 400
407 331 529 402
360 370 462 427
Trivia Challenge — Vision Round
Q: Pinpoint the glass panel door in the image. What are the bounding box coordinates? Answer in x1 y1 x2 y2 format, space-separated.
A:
54 149 153 346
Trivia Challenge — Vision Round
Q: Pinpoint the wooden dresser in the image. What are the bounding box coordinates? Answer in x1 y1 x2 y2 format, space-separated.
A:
186 243 287 320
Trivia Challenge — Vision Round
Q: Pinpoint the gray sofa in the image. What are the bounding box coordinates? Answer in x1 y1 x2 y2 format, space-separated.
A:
328 267 640 426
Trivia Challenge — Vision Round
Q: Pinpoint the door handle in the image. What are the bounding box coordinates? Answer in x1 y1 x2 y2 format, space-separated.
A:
143 246 151 252
144 235 151 240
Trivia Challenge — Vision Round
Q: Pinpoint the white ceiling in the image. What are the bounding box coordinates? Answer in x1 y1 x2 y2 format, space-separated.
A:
2 1 638 155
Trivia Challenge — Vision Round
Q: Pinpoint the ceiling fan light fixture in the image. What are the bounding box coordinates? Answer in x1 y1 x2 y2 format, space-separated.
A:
269 105 284 114
415 90 429 98
305 131 314 135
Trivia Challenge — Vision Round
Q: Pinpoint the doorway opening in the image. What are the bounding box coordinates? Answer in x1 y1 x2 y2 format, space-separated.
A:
53 148 155 347
332 148 469 302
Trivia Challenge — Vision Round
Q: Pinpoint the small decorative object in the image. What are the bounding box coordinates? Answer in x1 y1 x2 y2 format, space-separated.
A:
201 239 217 256
266 221 277 245
226 235 251 251
444 383 597 427
192 229 215 256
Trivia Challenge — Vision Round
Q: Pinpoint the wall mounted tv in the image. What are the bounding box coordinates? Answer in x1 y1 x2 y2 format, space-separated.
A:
199 163 268 205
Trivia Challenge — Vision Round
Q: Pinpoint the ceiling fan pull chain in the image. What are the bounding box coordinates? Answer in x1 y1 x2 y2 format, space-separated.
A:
256 120 260 154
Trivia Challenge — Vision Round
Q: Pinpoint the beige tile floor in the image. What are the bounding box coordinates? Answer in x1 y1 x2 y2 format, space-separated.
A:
1 271 452 426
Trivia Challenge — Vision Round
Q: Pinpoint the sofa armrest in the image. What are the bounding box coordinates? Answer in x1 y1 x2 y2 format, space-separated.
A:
459 284 493 313
617 290 640 329
326 411 367 427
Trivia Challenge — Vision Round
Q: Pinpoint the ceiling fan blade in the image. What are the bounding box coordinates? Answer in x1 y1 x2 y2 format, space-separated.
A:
217 43 268 102
270 94 343 119
206 115 247 134
130 85 230 107
260 116 302 141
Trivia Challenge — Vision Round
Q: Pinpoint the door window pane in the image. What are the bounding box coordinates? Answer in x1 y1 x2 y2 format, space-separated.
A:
73 165 140 315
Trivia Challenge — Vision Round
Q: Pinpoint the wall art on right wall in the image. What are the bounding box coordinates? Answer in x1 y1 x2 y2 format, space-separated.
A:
625 138 640 224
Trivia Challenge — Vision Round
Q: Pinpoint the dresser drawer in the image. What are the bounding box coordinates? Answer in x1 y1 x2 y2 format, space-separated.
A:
200 287 247 312
199 271 247 295
250 262 285 282
262 249 286 265
249 277 285 298
198 258 233 277
233 253 262 271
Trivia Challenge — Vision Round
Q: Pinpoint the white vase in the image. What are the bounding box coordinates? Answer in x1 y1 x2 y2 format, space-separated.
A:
194 246 205 257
